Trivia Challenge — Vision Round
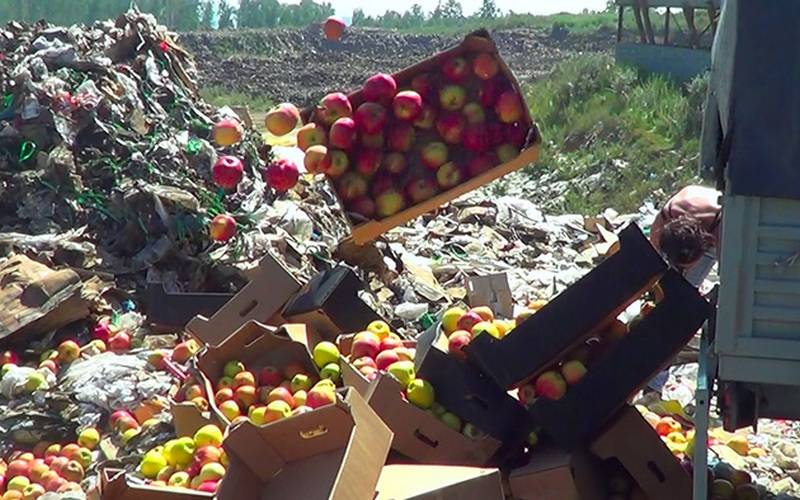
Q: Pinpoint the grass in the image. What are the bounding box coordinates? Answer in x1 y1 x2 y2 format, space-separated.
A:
523 54 708 214
200 86 274 111
394 11 624 35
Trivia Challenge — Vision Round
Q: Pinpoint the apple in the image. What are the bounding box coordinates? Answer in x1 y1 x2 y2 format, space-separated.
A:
77 427 100 450
442 57 470 82
209 214 236 242
370 174 394 198
109 331 131 352
291 373 313 393
382 152 406 175
351 331 380 359
413 105 437 129
363 73 397 105
388 123 416 152
47 457 68 475
304 144 328 174
479 78 502 108
39 359 57 375
376 190 405 217
110 410 134 429
234 385 257 409
198 462 225 483
472 306 495 322
368 320 391 339
58 460 83 483
462 423 486 440
421 142 448 170
264 103 300 136
91 322 111 344
361 132 384 149
439 412 462 432
296 123 327 151
338 172 368 202
1 350 18 366
495 90 524 123
57 340 80 363
356 149 382 177
466 153 497 177
487 122 506 147
40 471 63 492
456 311 483 332
518 383 536 406
192 397 209 411
194 424 223 448
405 178 438 204
57 482 81 493
473 52 499 80
496 143 520 163
256 365 281 387
217 376 235 391
319 363 341 383
211 154 244 190
306 386 336 409
313 379 337 392
394 346 415 362
258 386 275 403
323 16 346 41
173 339 199 363
267 387 296 408
534 371 567 400
7 460 29 478
359 365 378 380
166 437 196 467
462 102 486 124
223 360 245 378
406 379 435 409
44 444 61 459
528 430 539 447
411 73 435 101
561 360 587 385
447 331 471 360
317 92 352 125
441 307 466 334
387 360 415 387
197 481 220 493
354 102 388 135
435 161 464 190
293 390 308 407
393 90 423 121
168 471 191 488
264 158 300 192
324 149 350 178
313 341 340 368
233 370 256 388
353 356 378 371
73 447 92 469
349 197 376 219
329 117 357 149
375 350 400 371
463 124 490 152
212 117 242 147
436 112 465 144
504 122 528 147
219 400 241 421
24 372 46 393
438 85 466 111
379 337 402 352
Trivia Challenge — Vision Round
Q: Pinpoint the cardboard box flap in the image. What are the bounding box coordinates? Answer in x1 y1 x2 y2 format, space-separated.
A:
171 401 216 438
186 254 302 347
282 266 360 315
375 465 504 499
508 448 605 500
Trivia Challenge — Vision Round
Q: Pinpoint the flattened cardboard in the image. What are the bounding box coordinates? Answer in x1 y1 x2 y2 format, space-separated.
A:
100 469 212 500
186 254 302 347
508 447 605 500
468 224 667 390
197 321 320 425
219 387 392 500
529 270 709 449
467 273 514 320
282 266 384 341
365 374 501 466
375 464 504 499
590 406 691 500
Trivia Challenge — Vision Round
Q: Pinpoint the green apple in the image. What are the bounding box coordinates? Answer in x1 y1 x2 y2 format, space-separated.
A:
291 373 313 393
223 360 245 378
406 378 435 409
140 448 167 479
387 360 415 387
441 307 466 335
319 362 341 384
168 471 191 488
430 402 447 416
25 371 46 392
193 424 224 448
439 412 462 432
198 462 226 482
313 341 340 369
313 379 336 392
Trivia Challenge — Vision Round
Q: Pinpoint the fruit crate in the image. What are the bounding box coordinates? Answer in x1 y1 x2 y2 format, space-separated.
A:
467 223 667 390
302 30 541 246
414 322 531 450
528 270 710 450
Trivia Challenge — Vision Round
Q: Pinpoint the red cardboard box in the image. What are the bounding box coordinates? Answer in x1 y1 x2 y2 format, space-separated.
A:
218 387 392 499
375 464 504 499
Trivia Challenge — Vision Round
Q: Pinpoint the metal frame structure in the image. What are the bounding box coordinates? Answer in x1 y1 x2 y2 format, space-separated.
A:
615 0 721 47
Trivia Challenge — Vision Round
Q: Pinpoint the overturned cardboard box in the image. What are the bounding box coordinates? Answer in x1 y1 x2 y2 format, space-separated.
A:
99 468 213 500
375 464 504 499
186 254 302 347
507 447 605 500
218 387 392 499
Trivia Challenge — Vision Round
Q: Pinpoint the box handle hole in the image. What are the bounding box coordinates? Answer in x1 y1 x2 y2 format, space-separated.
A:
239 299 258 317
647 461 666 483
300 425 328 439
413 429 439 448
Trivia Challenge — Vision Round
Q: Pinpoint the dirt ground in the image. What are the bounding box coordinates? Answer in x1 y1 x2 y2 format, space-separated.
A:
179 25 613 108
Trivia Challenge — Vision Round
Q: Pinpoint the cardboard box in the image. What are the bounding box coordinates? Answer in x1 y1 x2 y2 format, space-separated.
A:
414 323 530 448
146 281 233 331
186 254 302 347
507 447 605 500
529 270 709 449
99 468 212 499
282 266 384 341
375 464 504 499
218 387 392 499
468 223 667 390
365 374 501 466
591 406 692 500
302 31 541 246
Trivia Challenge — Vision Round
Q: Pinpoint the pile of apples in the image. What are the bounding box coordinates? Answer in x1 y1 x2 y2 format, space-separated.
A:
440 305 519 361
138 424 226 494
266 50 528 222
0 427 101 498
197 347 341 426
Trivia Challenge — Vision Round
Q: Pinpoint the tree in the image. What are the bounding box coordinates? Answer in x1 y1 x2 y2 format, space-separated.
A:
476 0 499 19
403 4 425 27
441 0 463 19
352 8 367 25
199 0 216 29
218 0 236 28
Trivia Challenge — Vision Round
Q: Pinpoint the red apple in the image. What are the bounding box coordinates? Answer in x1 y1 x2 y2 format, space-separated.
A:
0 350 18 365
456 311 483 332
329 117 357 149
323 16 346 41
212 155 244 189
413 105 437 129
353 356 378 371
109 332 131 352
375 350 401 371
393 90 423 121
436 112 465 144
421 142 448 170
442 57 470 83
371 174 395 197
379 337 403 352
316 92 352 125
473 52 499 80
363 73 397 105
436 161 464 189
361 132 384 149
463 124 490 152
495 90 524 123
212 117 242 146
479 78 502 108
267 387 296 408
356 149 382 177
214 387 234 406
411 73 436 101
352 333 381 359
306 386 336 409
258 366 282 387
375 189 406 218
382 152 406 175
304 144 328 174
388 123 416 152
265 103 301 136
405 178 438 204
467 153 497 177
354 102 388 134
448 331 472 360
337 172 368 201
264 158 300 191
487 122 505 147
350 197 376 219
439 85 466 111
235 385 257 409
209 214 236 242
296 123 327 151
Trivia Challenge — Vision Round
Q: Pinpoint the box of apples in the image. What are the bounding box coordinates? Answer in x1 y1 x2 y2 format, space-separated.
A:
336 320 502 465
298 30 541 245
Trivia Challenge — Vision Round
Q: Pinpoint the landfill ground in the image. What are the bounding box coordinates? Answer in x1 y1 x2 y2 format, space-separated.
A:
1 10 800 500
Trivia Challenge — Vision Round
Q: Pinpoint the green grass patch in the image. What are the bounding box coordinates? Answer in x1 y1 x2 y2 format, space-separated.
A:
200 86 274 110
523 54 708 214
